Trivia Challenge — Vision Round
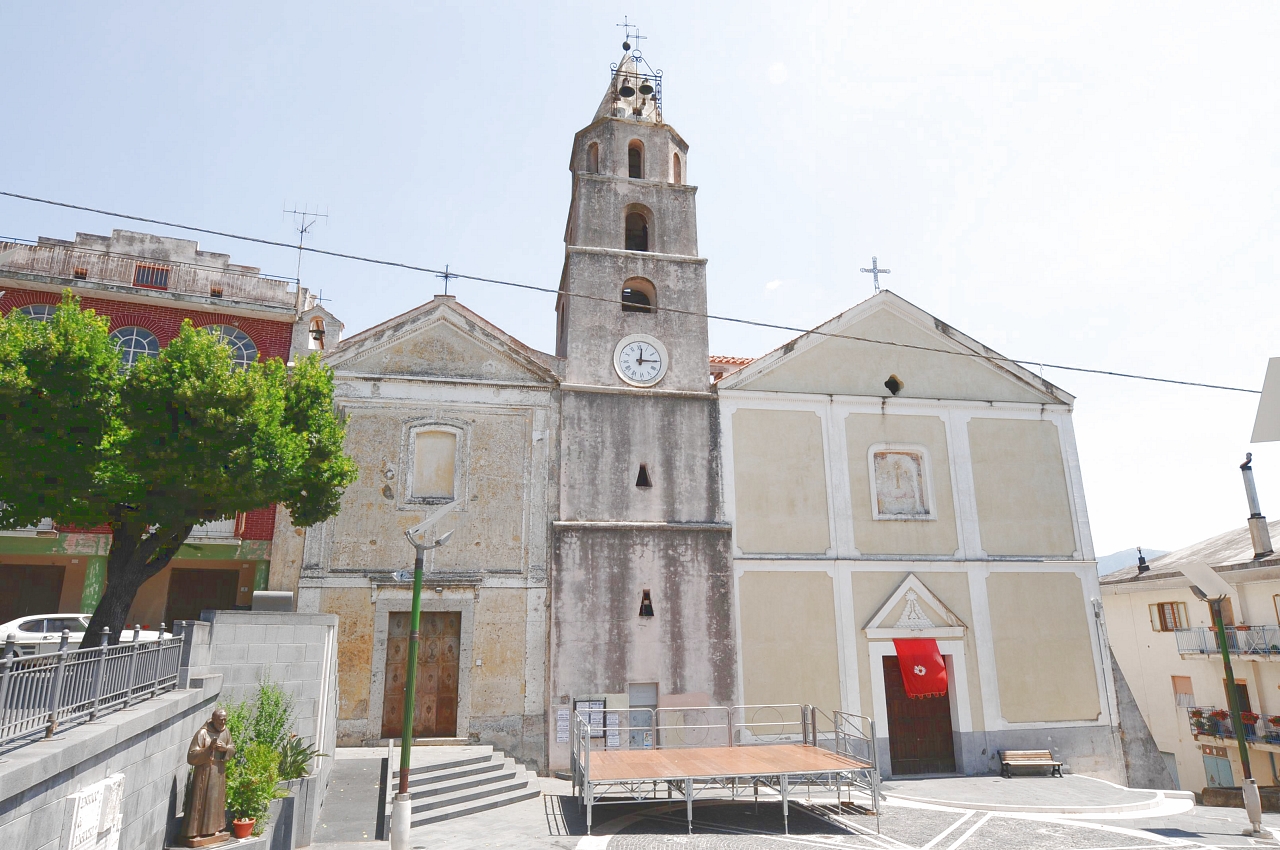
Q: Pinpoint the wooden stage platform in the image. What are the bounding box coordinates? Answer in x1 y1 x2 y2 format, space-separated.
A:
587 742 871 783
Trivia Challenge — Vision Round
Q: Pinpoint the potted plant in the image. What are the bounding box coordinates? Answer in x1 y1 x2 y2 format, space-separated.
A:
226 741 286 837
1190 709 1205 719
1193 719 1208 735
1210 709 1231 721
1241 711 1260 725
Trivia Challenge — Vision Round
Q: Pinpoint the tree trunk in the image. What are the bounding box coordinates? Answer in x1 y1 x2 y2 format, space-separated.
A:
79 522 194 647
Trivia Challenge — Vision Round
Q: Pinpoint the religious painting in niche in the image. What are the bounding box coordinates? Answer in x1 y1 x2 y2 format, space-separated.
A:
872 447 931 520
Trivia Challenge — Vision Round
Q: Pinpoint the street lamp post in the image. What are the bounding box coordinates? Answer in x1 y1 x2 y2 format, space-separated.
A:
389 510 454 850
1192 585 1268 836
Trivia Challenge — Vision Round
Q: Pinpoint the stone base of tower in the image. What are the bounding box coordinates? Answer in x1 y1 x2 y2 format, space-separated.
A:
547 522 736 772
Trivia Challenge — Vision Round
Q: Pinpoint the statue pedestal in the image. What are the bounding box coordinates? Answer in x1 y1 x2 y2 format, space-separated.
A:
175 833 231 848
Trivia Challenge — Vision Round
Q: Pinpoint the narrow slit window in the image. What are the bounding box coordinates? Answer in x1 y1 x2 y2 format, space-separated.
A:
639 589 654 617
672 152 682 184
587 142 599 173
636 464 652 488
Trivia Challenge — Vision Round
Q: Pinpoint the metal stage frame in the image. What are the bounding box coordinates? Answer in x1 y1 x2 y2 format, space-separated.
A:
570 703 881 835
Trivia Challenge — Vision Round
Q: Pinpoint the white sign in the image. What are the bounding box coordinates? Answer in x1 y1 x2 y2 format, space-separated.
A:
556 708 570 743
606 712 620 749
63 773 124 850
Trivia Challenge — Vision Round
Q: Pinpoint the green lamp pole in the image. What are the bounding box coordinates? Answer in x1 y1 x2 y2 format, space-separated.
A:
398 528 453 795
390 508 454 850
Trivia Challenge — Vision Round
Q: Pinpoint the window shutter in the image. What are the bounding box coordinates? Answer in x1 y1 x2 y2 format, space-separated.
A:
1176 602 1189 630
1150 604 1162 632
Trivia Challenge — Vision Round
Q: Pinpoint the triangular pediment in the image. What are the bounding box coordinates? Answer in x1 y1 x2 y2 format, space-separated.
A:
326 297 557 385
864 573 966 639
720 291 1070 405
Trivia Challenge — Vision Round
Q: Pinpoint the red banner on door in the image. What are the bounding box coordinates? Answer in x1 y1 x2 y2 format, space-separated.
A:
892 638 948 699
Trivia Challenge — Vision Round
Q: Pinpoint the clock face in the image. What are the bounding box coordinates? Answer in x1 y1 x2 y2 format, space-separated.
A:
614 334 668 387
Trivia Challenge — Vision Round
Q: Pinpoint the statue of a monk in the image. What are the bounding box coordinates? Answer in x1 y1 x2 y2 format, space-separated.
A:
179 708 235 847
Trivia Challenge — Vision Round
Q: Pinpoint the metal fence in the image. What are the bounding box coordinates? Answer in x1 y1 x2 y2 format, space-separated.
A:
1175 626 1280 656
0 626 184 748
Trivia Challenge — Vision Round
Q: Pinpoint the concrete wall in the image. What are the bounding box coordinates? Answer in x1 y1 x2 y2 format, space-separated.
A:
0 611 338 850
968 419 1076 557
731 409 831 554
738 571 841 709
0 676 222 850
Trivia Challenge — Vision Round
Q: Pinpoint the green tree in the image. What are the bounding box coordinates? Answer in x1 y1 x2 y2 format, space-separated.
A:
0 293 357 645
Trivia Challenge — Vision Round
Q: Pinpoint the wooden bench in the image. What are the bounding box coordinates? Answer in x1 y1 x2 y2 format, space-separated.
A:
999 749 1062 778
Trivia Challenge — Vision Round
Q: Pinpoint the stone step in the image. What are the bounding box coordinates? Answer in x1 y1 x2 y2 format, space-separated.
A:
409 773 532 813
409 781 541 828
404 758 506 790
391 751 494 778
409 763 518 798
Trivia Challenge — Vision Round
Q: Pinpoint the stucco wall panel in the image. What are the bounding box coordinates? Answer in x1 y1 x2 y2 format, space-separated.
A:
844 414 959 556
988 571 1100 722
731 409 830 554
968 418 1076 557
739 571 840 710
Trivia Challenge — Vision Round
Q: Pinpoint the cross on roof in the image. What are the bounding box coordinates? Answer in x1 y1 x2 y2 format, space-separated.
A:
617 17 646 49
860 256 891 293
436 263 457 296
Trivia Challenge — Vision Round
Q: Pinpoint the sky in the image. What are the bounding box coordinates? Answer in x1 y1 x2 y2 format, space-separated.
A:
2 2 1278 558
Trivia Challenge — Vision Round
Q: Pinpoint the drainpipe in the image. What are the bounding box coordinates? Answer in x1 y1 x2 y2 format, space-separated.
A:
1241 454 1273 559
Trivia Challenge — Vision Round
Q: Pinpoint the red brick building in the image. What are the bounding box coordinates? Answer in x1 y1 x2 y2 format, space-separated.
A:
0 229 341 627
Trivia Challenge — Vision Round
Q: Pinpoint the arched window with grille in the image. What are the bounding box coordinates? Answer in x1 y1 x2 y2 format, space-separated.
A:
109 326 160 367
204 325 259 368
15 304 56 322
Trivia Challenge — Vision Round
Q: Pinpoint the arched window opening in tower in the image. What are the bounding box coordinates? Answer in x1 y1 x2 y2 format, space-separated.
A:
628 141 644 178
587 142 599 174
308 317 326 350
672 152 682 184
625 212 649 252
621 278 656 313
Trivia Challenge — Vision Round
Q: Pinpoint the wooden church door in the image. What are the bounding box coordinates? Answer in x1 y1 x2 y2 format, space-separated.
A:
883 655 956 775
382 611 461 739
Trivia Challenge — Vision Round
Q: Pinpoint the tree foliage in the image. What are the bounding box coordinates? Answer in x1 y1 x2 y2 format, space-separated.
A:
0 293 357 644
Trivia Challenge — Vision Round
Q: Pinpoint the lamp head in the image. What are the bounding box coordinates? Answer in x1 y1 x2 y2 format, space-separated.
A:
404 501 456 550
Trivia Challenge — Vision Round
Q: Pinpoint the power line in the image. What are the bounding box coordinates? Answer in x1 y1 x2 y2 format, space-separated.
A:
0 189 1261 395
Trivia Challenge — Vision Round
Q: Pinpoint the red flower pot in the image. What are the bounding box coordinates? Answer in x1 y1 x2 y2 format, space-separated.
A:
231 818 255 839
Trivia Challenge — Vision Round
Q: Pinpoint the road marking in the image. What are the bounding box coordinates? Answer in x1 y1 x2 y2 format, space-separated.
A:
942 811 992 850
921 811 974 850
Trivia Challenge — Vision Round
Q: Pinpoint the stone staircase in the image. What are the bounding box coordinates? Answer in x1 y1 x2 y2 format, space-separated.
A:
391 746 540 827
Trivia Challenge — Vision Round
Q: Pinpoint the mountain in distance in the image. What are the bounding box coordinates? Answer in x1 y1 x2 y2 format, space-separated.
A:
1097 547 1170 576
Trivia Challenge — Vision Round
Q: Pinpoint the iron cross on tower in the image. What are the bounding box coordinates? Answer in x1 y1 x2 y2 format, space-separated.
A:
860 256 891 293
616 17 646 51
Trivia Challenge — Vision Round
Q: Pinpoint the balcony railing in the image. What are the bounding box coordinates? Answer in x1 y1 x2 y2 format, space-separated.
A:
0 627 183 749
1174 626 1280 657
1186 705 1280 744
0 238 299 309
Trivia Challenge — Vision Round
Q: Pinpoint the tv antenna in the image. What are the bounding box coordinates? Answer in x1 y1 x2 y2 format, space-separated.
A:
284 203 328 284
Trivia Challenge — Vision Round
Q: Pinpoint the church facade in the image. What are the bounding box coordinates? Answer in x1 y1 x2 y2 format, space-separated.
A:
276 43 1122 779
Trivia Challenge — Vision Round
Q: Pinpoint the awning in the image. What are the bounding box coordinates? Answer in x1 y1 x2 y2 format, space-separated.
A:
893 638 948 699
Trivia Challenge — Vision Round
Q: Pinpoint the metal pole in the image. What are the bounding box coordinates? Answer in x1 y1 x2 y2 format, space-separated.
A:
398 546 426 796
1211 599 1253 780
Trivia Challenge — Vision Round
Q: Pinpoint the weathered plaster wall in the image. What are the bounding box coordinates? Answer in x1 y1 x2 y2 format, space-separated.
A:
549 524 735 768
731 409 831 554
559 392 721 524
988 571 1100 721
968 418 1076 557
323 586 375 737
738 570 840 709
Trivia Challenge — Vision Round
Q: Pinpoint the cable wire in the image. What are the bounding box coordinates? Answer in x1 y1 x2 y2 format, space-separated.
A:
0 189 1261 395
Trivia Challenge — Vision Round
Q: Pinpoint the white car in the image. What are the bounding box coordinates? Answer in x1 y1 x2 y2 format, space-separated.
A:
0 615 171 656
0 614 91 656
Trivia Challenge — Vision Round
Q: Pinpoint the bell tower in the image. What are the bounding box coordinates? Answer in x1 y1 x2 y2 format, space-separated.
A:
549 39 737 771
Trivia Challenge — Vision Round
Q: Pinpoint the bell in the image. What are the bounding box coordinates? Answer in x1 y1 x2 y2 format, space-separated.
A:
638 81 654 96
619 81 636 98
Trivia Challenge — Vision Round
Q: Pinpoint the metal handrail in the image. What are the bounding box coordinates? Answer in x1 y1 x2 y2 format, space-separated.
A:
730 703 807 745
1175 626 1280 657
0 624 183 748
